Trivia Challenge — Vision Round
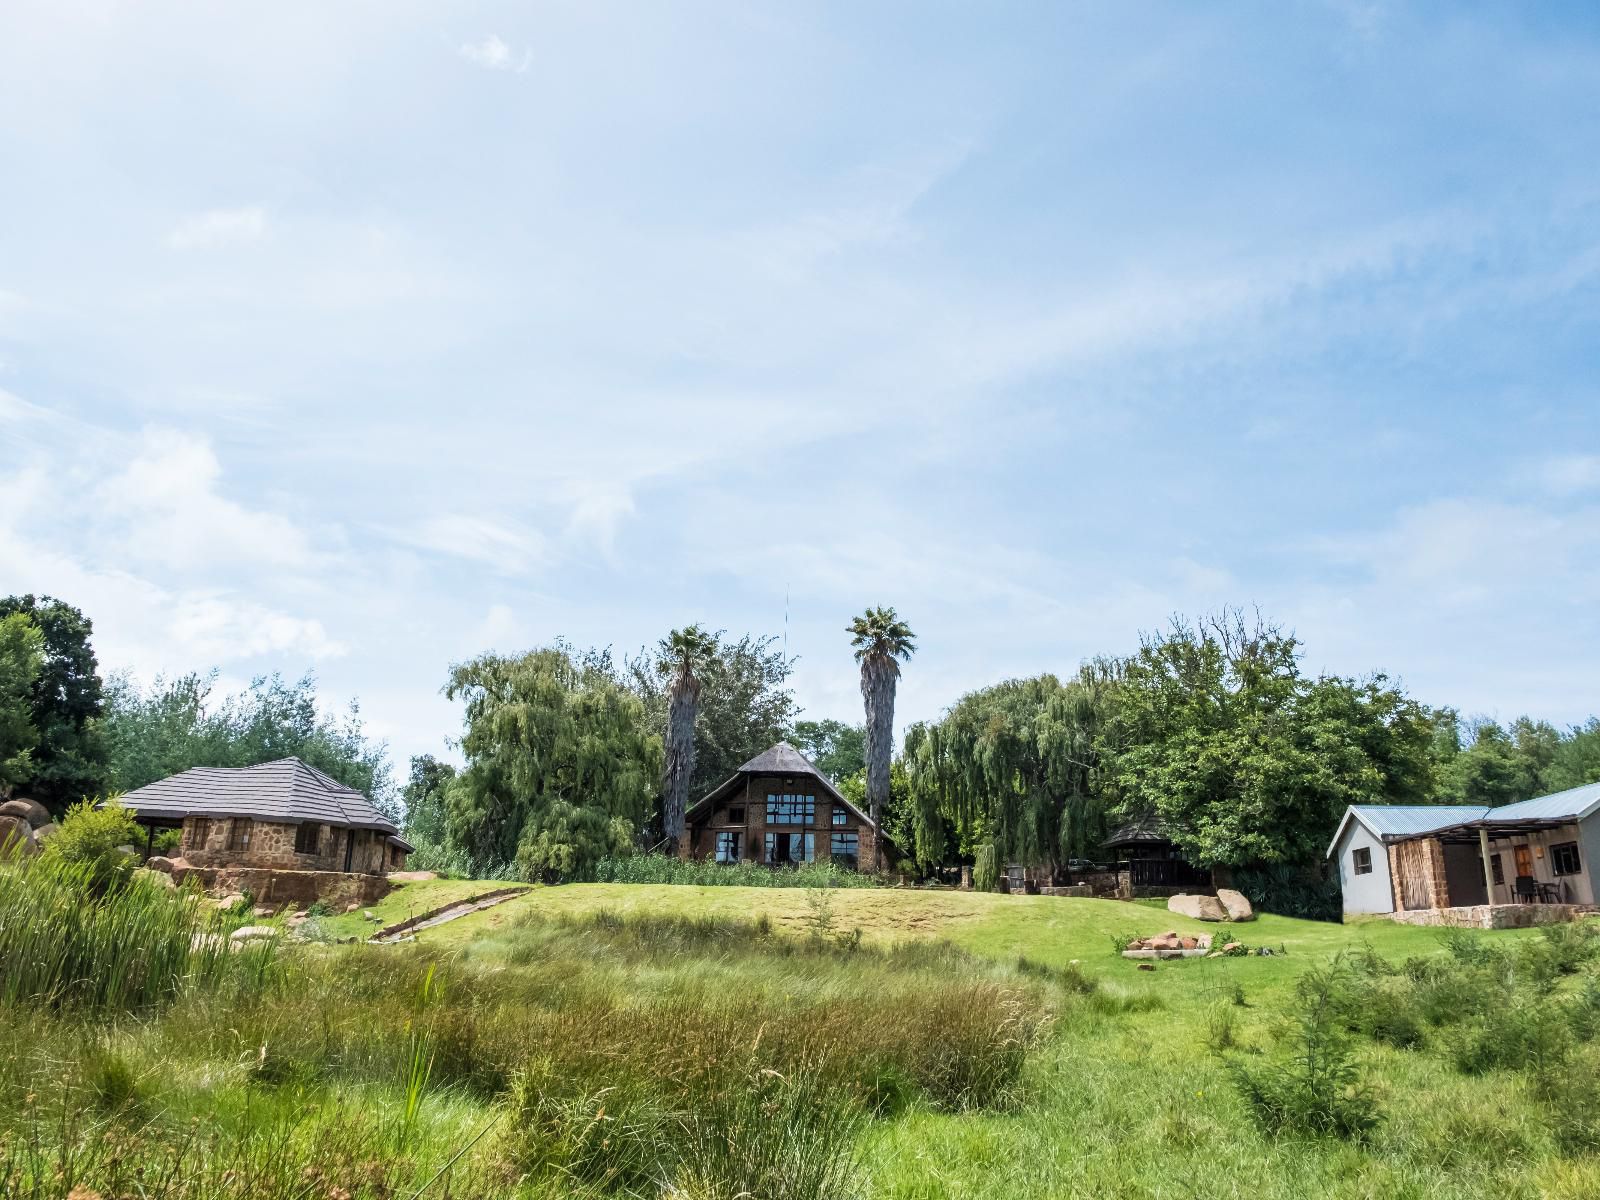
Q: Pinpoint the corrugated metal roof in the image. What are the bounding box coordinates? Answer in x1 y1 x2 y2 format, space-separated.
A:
1350 805 1491 838
1490 780 1600 823
118 758 398 834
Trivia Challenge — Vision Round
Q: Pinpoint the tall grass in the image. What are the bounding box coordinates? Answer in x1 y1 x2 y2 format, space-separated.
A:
591 853 880 888
0 857 278 1012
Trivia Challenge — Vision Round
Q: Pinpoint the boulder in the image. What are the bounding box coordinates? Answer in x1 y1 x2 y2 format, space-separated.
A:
1167 894 1227 922
133 867 177 890
0 815 35 857
146 856 178 875
1216 888 1255 921
32 821 59 844
230 925 279 943
215 893 246 910
0 797 50 828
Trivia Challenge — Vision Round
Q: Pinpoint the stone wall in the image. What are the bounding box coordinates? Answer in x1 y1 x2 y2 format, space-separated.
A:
180 816 396 875
174 865 393 908
1383 903 1599 929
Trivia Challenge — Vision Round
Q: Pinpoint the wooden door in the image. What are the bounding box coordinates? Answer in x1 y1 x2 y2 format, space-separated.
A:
1514 844 1534 880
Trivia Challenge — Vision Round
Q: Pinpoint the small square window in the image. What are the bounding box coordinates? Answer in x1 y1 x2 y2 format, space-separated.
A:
1491 854 1504 885
728 806 744 823
294 823 320 855
832 806 849 827
1552 842 1582 877
1352 846 1372 875
228 818 252 852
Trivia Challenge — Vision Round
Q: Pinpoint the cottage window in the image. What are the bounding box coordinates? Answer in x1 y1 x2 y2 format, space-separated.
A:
1491 854 1504 885
188 817 211 848
227 818 252 852
294 823 320 855
1352 846 1372 875
764 831 814 864
765 794 814 826
715 831 742 863
832 806 849 827
728 806 745 823
1552 842 1582 877
831 832 859 869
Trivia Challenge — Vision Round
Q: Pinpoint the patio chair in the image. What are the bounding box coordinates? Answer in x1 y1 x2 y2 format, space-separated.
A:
1513 875 1540 904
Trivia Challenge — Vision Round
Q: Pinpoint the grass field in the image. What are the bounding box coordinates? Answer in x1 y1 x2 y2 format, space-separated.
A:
5 871 1599 1200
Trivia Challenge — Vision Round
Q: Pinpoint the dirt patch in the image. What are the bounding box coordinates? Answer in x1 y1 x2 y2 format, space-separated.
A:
369 886 529 942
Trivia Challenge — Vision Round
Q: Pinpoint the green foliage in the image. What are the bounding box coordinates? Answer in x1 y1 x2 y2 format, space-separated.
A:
591 853 879 888
1107 611 1435 868
40 798 140 889
850 605 916 830
1230 953 1381 1139
1227 864 1342 923
973 842 999 892
102 670 396 816
0 855 278 1012
0 611 44 790
791 718 867 782
0 595 108 811
625 630 798 800
903 668 1115 870
446 645 661 878
399 753 455 846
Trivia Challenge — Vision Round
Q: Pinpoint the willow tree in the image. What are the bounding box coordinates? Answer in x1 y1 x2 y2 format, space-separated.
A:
848 606 916 829
657 624 715 845
902 666 1120 871
444 645 661 879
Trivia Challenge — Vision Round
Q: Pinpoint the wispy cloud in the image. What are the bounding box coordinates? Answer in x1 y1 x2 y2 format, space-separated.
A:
1534 454 1600 496
167 206 266 250
458 34 529 72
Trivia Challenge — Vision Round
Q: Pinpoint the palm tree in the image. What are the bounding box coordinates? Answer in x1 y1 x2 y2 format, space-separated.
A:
848 606 916 832
658 624 716 849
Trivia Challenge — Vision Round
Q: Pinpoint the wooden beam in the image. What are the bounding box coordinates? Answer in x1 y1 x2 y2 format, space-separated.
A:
1479 827 1496 904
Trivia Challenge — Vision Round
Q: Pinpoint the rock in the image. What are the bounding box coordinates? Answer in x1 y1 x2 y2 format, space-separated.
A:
146 856 178 874
0 797 50 828
1137 963 1157 972
1167 894 1227 922
230 925 279 943
0 815 35 856
363 910 378 922
1159 930 1178 941
215 893 246 910
1216 888 1256 922
133 867 177 890
1180 937 1198 950
253 905 275 918
345 902 360 913
1222 941 1243 953
31 821 59 844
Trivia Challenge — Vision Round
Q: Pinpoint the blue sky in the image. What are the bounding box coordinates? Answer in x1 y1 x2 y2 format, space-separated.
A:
3 2 1599 771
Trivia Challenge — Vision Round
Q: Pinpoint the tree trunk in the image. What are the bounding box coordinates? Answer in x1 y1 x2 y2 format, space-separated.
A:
662 682 699 848
861 657 897 834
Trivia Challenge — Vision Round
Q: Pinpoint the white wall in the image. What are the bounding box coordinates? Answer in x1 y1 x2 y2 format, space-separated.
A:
1484 822 1595 906
1335 821 1394 915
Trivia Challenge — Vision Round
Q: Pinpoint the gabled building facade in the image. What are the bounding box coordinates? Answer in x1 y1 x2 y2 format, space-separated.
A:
1328 781 1600 924
679 742 889 872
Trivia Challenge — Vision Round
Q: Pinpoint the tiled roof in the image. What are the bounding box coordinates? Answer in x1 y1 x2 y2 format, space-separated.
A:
686 741 868 824
1103 813 1169 847
117 758 398 834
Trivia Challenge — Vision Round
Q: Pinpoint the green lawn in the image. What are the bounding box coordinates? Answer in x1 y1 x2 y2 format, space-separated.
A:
311 876 530 941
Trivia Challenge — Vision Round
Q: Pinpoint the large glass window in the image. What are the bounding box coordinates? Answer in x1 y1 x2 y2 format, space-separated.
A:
764 831 815 864
831 832 859 869
715 831 742 863
765 793 815 826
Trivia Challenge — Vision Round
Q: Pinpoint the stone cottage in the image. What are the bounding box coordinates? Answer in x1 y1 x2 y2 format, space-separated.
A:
115 757 410 903
679 741 891 872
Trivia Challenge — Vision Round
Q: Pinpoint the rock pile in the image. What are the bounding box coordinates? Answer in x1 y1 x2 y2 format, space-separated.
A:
0 797 54 856
1122 931 1213 959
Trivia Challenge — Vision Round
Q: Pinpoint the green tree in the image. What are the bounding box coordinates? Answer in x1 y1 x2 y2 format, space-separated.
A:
400 754 457 847
0 595 108 811
789 718 866 783
0 612 45 790
446 645 662 879
848 606 916 830
1104 612 1434 868
625 632 797 801
102 671 396 816
657 625 715 846
1546 718 1600 793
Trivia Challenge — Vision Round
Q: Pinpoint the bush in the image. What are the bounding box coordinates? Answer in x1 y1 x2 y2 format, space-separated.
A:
591 853 880 888
39 798 141 889
1226 863 1342 922
1229 954 1381 1139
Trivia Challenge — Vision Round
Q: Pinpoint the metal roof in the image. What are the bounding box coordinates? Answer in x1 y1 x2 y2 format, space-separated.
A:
1488 780 1600 823
117 758 399 835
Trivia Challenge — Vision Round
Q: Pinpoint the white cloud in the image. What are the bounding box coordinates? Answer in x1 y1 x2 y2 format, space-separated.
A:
458 34 529 72
401 514 545 574
166 206 266 250
97 429 318 572
1535 454 1600 496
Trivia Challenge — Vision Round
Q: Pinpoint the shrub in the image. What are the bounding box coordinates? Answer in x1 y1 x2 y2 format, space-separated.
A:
1229 954 1381 1139
1447 996 1571 1076
39 798 141 890
973 842 999 892
1226 863 1342 922
591 853 880 888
